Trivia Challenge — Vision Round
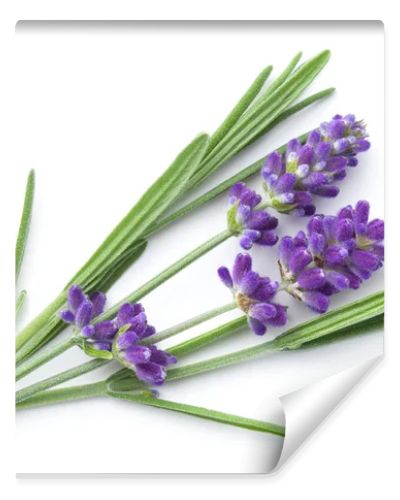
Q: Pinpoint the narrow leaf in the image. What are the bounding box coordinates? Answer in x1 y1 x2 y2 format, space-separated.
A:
16 170 35 281
109 391 285 436
207 65 273 152
16 290 27 316
243 52 302 116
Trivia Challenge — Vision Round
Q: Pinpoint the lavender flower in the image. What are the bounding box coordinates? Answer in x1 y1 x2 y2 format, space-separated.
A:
262 114 370 216
278 200 384 313
227 182 279 250
59 285 106 329
60 286 176 386
218 253 287 335
114 304 177 386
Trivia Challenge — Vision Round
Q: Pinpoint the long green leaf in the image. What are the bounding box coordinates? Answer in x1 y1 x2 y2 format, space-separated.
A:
242 52 301 117
69 133 210 288
16 169 35 281
16 290 27 316
207 65 273 152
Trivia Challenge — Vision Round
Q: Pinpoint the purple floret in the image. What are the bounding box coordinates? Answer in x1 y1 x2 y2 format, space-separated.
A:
261 114 370 216
218 253 287 335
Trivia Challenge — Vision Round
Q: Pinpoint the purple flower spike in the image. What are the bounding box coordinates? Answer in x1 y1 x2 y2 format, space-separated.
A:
279 201 384 313
227 182 279 250
261 114 370 216
218 253 287 335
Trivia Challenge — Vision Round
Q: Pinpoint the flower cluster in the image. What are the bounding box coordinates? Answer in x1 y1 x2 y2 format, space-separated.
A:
60 286 176 386
114 304 177 386
278 200 384 313
227 182 279 250
218 253 287 335
262 114 370 216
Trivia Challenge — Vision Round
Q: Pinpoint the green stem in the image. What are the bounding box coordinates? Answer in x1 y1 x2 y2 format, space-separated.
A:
16 336 78 381
16 381 284 436
95 229 232 323
111 392 285 436
16 381 107 409
16 359 108 404
143 301 236 345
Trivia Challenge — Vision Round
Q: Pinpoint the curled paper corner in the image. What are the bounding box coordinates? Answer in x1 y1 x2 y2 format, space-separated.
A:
271 354 383 472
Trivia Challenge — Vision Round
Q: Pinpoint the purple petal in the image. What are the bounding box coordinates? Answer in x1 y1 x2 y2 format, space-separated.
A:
307 129 321 146
81 324 95 337
334 218 354 241
116 303 144 327
249 303 277 323
67 285 85 312
366 219 384 241
312 185 340 198
75 300 94 328
251 278 279 302
351 249 380 271
297 268 326 290
354 139 370 152
135 362 167 386
325 271 350 290
257 230 279 246
354 200 370 225
309 232 326 254
287 138 301 154
324 245 348 266
239 234 254 250
266 304 288 327
90 292 106 318
302 291 330 313
59 309 75 324
117 329 139 350
217 266 233 288
279 236 295 265
141 325 156 339
247 317 267 336
262 151 284 177
275 173 297 194
288 248 312 274
297 144 315 166
92 320 117 340
232 253 252 286
124 345 152 364
337 205 354 220
149 346 177 366
239 271 260 296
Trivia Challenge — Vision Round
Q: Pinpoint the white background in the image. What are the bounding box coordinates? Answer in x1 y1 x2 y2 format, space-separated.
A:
1 0 398 498
14 21 383 473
